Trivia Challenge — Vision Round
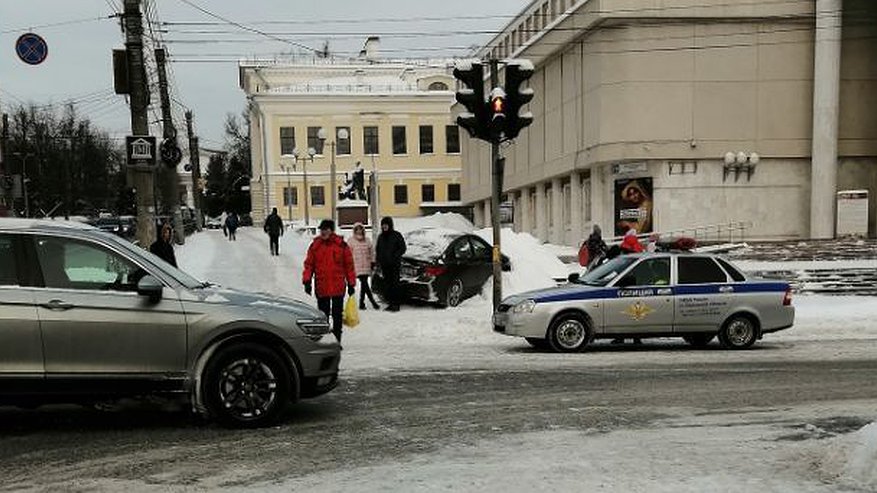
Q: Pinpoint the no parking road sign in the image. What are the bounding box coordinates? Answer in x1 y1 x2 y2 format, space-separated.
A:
15 33 48 65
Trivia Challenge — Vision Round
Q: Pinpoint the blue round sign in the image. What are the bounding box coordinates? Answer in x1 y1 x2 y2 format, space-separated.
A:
16 33 48 65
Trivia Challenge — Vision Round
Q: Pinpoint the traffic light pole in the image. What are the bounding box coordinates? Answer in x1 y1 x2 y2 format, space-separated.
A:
489 59 503 312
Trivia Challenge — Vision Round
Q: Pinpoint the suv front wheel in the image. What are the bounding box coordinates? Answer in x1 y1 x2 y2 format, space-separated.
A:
202 342 294 428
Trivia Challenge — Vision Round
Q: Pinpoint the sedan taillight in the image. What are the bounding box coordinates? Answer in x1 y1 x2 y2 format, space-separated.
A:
783 288 793 306
425 265 447 278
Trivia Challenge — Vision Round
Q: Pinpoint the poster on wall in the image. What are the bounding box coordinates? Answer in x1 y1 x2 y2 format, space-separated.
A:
614 177 653 236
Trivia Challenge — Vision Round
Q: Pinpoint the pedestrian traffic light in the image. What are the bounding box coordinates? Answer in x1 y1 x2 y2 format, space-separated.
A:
504 59 535 140
453 60 490 142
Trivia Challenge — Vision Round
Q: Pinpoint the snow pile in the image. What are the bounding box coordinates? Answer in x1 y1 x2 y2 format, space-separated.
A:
393 212 475 235
475 227 570 295
818 421 877 490
404 227 461 261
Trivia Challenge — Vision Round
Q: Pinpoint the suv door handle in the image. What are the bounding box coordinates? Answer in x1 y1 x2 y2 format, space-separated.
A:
719 286 735 294
41 299 75 311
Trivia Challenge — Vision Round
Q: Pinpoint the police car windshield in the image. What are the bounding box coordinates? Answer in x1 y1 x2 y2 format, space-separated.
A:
577 256 638 286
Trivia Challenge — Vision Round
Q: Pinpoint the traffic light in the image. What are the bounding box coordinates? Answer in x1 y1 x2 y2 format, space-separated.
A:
453 60 489 141
489 87 507 140
503 59 535 140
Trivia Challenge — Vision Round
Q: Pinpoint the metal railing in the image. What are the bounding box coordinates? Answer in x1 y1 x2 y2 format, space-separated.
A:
607 221 751 245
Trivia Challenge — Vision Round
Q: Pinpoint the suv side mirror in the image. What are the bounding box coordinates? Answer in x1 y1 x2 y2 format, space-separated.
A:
137 275 164 302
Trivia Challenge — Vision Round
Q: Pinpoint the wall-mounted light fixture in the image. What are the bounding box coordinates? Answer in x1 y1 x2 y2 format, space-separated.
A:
723 151 759 182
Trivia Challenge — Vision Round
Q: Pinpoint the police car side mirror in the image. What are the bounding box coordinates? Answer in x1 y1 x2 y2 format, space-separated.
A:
568 273 581 283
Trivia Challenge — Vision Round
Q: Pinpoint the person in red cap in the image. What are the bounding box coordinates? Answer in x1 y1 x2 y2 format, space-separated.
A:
303 219 356 344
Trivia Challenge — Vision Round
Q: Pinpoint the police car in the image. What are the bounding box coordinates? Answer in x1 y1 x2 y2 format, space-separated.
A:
493 253 794 352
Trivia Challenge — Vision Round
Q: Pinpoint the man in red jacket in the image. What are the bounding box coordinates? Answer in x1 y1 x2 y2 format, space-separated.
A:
303 219 356 344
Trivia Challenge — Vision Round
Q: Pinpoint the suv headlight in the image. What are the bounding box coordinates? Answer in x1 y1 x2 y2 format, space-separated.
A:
297 318 330 341
513 299 537 314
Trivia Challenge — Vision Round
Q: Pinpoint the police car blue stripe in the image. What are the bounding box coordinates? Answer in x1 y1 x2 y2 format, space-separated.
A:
532 282 788 303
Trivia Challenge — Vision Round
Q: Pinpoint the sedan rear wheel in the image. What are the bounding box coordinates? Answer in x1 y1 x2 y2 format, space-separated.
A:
203 343 293 428
719 316 758 350
445 278 464 307
548 314 590 353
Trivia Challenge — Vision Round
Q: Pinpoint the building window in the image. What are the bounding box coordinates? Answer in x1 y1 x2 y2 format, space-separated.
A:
307 127 324 155
310 186 325 206
336 127 351 155
428 81 449 91
394 184 408 205
280 127 295 156
445 125 460 154
364 126 379 155
419 125 434 154
421 184 435 203
392 126 407 155
283 186 298 206
448 183 461 202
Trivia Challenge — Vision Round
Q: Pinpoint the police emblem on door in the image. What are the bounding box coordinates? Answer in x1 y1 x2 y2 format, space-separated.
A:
623 301 654 321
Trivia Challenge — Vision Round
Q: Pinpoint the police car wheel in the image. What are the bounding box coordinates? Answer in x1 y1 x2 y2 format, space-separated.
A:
548 314 590 353
719 316 757 349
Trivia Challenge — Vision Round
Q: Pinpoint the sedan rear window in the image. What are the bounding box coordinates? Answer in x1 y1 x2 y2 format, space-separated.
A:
716 258 746 282
678 257 729 284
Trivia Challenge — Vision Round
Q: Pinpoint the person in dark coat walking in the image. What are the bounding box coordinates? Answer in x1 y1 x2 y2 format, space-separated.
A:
302 219 356 344
224 212 239 241
375 216 406 312
263 208 284 256
150 223 178 268
584 224 608 270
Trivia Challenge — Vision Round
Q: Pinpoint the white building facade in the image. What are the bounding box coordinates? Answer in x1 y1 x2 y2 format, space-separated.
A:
461 0 877 244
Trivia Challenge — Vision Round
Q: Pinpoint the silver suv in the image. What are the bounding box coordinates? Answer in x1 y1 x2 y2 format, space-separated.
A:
0 219 340 427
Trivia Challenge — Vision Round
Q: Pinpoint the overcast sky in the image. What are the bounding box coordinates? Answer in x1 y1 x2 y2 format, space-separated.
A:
0 0 524 147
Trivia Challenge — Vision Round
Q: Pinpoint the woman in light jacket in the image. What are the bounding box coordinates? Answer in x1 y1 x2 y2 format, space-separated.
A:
349 223 380 310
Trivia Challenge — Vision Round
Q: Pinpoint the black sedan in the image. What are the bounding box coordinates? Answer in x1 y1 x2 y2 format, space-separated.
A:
374 228 510 307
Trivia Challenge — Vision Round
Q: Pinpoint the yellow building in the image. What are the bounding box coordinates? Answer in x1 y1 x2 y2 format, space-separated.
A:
239 42 464 225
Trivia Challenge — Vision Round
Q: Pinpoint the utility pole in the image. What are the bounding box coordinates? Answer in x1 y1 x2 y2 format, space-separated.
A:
155 47 184 244
123 0 156 247
0 113 7 215
185 110 203 230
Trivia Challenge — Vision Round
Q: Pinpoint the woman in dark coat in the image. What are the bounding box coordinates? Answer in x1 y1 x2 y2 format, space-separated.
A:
150 223 177 268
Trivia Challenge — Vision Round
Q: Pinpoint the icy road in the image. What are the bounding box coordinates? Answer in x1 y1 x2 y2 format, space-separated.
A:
1 227 875 492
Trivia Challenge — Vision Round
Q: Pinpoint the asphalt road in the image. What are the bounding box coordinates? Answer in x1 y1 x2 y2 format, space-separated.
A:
2 356 876 491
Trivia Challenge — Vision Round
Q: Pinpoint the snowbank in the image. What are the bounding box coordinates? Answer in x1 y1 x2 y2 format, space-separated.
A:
817 421 877 490
393 212 475 234
475 227 570 295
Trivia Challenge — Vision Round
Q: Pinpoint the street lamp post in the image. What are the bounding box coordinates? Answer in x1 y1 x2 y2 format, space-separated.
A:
283 163 293 222
317 127 349 224
293 147 317 228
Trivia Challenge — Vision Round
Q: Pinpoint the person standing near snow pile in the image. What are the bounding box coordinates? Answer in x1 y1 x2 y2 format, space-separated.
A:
150 223 178 268
303 219 356 344
582 224 608 269
620 228 644 254
225 211 240 242
350 222 380 311
376 216 406 312
263 207 284 256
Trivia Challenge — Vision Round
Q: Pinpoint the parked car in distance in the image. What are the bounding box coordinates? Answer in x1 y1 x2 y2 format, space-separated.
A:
205 216 224 230
239 213 254 227
374 227 510 307
0 218 340 427
494 252 794 353
92 216 136 241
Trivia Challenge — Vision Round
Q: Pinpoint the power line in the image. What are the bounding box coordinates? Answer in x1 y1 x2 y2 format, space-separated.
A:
0 15 116 35
175 0 322 55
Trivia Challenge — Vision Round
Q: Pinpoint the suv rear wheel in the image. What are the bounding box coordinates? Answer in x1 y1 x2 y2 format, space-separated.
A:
202 342 293 428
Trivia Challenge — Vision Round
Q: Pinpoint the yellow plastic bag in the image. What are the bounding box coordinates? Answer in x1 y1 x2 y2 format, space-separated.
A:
343 296 360 328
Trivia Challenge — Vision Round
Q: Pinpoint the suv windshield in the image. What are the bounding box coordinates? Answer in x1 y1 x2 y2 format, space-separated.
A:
575 256 638 286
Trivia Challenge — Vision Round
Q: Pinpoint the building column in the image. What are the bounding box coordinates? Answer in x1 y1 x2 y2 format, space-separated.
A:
810 0 843 239
551 177 563 244
535 182 548 242
520 187 533 235
591 165 607 236
569 172 583 247
483 200 492 229
473 201 484 227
